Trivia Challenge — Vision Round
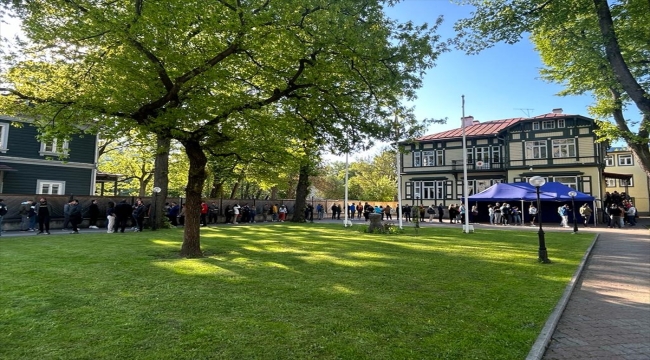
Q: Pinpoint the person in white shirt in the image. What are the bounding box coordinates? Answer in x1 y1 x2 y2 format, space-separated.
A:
232 204 240 224
528 204 538 226
626 204 637 226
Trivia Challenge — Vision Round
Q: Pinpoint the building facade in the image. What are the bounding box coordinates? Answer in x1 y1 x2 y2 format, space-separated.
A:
400 109 608 206
0 115 98 195
604 147 649 214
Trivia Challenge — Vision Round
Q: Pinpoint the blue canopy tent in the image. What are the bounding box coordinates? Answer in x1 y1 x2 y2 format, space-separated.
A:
468 182 596 225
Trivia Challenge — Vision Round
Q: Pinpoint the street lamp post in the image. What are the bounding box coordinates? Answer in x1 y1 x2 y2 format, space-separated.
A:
528 176 550 263
151 186 161 231
568 191 578 234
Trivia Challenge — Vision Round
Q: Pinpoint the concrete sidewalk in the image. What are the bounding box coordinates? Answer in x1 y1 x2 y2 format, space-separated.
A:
542 220 650 360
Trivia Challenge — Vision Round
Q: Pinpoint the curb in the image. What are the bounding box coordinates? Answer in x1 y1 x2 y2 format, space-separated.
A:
525 233 600 360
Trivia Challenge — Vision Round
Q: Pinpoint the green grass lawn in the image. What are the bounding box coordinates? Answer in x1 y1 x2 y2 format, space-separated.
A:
0 224 593 359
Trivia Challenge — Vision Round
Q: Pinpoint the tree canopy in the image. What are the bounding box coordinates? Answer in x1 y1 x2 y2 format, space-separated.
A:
0 0 443 256
454 0 650 177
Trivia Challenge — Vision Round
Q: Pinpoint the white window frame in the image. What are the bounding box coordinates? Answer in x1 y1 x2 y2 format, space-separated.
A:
532 122 540 130
491 146 501 163
557 119 565 128
40 139 69 156
413 151 421 167
605 156 614 166
617 154 633 166
422 150 435 167
435 150 444 166
542 120 555 130
605 178 616 187
0 123 9 153
525 140 547 159
619 177 634 187
552 138 576 158
36 180 66 195
553 176 578 190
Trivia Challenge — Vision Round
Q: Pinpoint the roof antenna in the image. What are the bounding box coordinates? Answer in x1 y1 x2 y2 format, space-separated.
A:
515 108 534 117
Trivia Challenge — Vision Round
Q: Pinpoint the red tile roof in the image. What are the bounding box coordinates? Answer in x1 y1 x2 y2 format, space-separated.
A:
416 111 583 141
417 118 524 141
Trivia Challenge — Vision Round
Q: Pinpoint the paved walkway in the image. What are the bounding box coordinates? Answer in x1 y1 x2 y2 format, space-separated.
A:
542 219 650 360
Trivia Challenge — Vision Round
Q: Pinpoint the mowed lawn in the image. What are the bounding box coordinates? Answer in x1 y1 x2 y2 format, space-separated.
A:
0 224 593 359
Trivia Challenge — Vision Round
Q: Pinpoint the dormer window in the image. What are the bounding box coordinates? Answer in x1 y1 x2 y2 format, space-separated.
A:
557 119 565 128
40 139 69 156
542 120 555 130
532 122 540 130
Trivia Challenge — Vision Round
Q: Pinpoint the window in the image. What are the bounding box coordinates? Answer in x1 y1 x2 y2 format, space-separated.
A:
525 140 547 159
40 139 69 156
491 146 501 163
532 122 540 130
0 123 9 152
605 156 614 166
422 151 435 166
542 120 555 130
475 147 490 169
552 139 576 158
620 177 634 187
436 150 444 166
421 181 445 199
413 152 421 167
553 176 578 189
618 154 633 166
558 119 565 128
37 180 65 195
605 178 616 187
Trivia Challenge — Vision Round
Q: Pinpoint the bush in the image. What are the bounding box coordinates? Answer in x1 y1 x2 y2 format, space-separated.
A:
358 221 404 234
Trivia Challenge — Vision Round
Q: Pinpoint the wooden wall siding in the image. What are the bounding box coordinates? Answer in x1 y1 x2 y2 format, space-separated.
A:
403 153 413 167
2 163 92 195
510 142 523 160
445 148 462 162
553 158 579 165
512 133 521 140
423 143 434 149
476 139 488 145
446 141 461 147
534 131 563 138
579 127 590 135
1 121 96 164
578 137 595 157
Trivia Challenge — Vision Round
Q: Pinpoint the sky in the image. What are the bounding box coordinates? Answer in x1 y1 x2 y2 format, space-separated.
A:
0 1 602 159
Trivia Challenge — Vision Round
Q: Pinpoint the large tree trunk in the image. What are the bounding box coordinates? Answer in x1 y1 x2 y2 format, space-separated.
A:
153 135 170 229
291 163 310 222
209 177 224 198
270 186 278 200
594 0 650 178
180 139 207 257
610 89 650 179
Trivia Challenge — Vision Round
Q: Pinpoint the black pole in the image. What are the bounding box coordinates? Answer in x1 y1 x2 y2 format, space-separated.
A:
572 196 578 233
536 186 550 263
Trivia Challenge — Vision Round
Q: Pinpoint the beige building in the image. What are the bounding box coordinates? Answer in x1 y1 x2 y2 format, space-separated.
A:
604 147 649 214
400 109 608 209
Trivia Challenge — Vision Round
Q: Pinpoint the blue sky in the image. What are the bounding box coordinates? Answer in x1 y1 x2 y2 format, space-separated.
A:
385 0 595 136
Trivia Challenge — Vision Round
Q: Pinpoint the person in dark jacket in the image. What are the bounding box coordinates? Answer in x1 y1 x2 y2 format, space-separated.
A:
88 199 100 229
114 200 132 233
36 197 53 235
106 201 116 233
67 199 83 234
132 199 146 232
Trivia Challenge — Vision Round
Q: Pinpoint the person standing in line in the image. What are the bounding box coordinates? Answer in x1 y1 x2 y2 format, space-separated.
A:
427 204 436 222
19 199 31 231
36 197 52 235
68 199 83 234
106 201 116 233
132 199 146 232
28 200 37 231
558 205 569 228
579 203 593 227
278 204 287 222
349 203 355 220
488 205 495 225
232 203 241 224
200 201 209 226
626 203 637 226
88 199 100 229
330 203 337 220
384 204 392 220
208 202 219 224
178 204 186 226
609 204 623 228
437 203 444 223
114 200 132 233
0 199 8 236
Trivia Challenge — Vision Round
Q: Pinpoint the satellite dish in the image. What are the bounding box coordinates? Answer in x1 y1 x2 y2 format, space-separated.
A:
476 161 484 167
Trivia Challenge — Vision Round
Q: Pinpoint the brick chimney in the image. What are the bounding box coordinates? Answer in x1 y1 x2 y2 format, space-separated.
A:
552 108 563 114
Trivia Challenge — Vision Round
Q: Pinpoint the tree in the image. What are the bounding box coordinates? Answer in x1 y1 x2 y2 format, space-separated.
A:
453 0 650 178
0 0 443 256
